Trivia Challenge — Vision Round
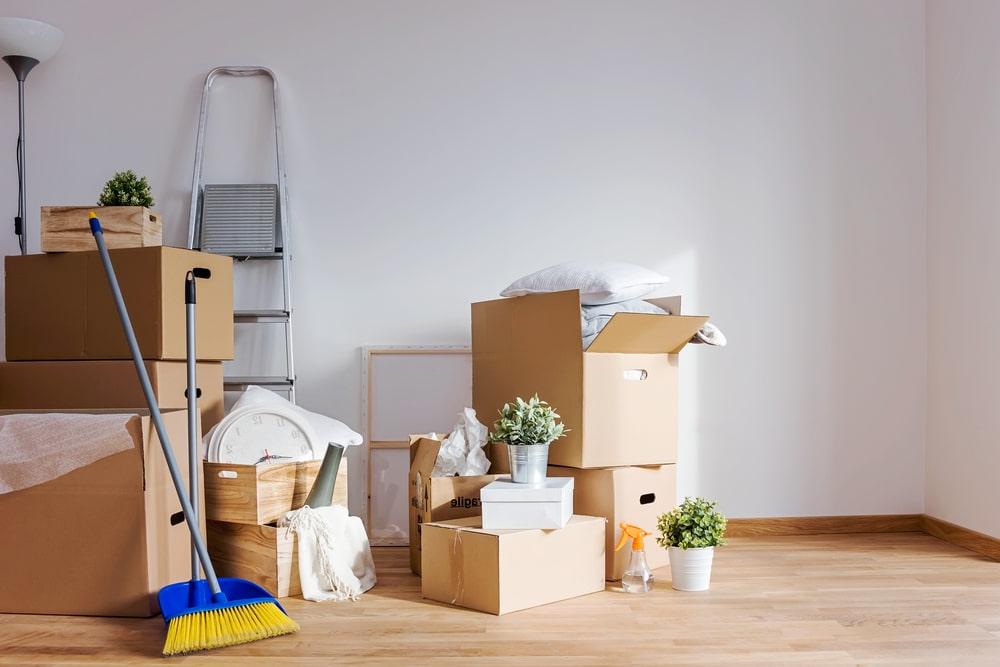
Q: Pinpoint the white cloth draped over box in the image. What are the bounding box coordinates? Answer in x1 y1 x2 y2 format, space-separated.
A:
282 505 377 602
0 413 136 494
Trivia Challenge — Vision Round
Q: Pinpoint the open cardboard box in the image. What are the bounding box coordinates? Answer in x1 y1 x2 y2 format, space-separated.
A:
0 409 199 617
5 246 233 361
409 435 507 575
0 360 225 434
473 290 707 469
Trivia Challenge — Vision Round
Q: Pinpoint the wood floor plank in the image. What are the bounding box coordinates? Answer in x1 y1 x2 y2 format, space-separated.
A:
1 534 999 665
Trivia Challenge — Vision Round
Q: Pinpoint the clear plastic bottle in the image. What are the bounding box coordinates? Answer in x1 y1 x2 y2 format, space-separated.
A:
621 548 653 593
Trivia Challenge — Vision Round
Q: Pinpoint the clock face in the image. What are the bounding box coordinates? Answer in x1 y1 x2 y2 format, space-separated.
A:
209 406 318 464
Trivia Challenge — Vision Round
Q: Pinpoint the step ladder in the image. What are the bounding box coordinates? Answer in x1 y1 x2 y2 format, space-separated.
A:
186 66 296 403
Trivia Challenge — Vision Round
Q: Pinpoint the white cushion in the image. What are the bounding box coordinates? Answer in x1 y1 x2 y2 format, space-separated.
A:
500 261 669 305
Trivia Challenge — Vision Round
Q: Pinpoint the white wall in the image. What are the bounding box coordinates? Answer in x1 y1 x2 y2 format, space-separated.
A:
0 0 928 518
926 0 1000 538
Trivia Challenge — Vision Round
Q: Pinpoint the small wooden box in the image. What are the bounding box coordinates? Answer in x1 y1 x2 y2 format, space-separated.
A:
204 460 348 525
41 206 162 252
207 521 300 597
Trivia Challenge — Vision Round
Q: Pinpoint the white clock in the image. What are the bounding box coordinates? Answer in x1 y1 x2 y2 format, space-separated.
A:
206 404 320 464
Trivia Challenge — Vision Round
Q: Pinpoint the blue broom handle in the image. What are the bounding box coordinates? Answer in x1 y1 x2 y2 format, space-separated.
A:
90 217 222 597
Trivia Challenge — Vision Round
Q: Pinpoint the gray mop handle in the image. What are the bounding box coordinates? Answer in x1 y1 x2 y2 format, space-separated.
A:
186 289 200 580
90 217 222 596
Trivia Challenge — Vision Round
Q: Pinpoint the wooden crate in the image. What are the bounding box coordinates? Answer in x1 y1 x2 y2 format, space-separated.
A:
204 459 348 525
41 206 161 252
207 521 300 597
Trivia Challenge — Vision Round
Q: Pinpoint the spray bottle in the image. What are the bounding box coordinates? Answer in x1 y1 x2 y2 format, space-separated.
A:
614 523 653 593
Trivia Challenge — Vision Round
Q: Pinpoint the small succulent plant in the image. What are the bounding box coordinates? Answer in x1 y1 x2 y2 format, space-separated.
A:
98 170 155 207
657 497 727 549
490 394 567 446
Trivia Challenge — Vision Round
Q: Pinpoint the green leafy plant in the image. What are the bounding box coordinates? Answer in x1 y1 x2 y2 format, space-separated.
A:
490 394 567 446
656 497 727 549
97 170 155 207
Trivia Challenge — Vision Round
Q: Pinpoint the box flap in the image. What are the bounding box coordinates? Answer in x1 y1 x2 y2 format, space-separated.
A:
586 313 709 354
481 477 573 502
425 514 600 536
409 435 442 476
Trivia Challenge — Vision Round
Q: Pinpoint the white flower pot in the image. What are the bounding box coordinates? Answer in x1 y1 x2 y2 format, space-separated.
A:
668 546 715 591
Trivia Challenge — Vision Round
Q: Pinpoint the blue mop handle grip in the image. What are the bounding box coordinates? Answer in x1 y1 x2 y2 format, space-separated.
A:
89 213 224 599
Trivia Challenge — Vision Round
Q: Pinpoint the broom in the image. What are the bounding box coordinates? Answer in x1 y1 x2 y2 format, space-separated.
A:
89 213 299 655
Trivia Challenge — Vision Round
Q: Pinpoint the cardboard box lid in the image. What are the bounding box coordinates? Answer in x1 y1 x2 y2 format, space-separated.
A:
472 290 710 356
409 434 443 476
586 294 709 354
481 477 573 503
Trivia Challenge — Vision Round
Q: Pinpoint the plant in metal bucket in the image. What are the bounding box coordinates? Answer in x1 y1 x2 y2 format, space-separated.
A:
490 394 566 484
656 497 727 592
97 169 155 207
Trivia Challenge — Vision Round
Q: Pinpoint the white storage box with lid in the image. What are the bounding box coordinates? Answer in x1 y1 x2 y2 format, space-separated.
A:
481 477 574 529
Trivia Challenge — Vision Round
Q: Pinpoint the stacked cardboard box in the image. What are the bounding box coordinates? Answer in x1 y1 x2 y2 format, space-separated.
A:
0 246 234 616
472 289 707 580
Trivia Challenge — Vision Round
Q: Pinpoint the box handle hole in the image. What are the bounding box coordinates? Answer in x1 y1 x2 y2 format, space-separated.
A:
170 511 185 526
639 493 656 505
623 369 648 381
217 470 238 479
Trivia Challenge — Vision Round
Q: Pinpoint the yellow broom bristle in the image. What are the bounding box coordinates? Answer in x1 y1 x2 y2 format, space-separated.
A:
162 601 299 656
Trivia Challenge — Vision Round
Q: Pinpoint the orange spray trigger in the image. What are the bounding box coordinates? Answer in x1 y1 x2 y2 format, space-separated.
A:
614 523 651 552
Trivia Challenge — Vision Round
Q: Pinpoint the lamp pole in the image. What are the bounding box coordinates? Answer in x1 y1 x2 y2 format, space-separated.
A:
3 55 37 255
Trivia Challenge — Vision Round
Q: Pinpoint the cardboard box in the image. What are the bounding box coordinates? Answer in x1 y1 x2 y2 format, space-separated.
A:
5 246 233 361
0 360 224 434
548 464 677 580
481 477 573 530
473 290 707 469
41 206 161 252
204 458 348 525
0 409 197 616
409 435 507 575
421 515 606 614
207 521 300 598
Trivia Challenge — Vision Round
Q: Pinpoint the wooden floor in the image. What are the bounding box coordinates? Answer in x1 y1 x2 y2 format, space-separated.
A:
2 533 1000 665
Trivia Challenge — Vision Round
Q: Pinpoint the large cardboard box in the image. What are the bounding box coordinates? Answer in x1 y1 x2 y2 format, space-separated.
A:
5 246 233 361
421 515 606 614
548 464 677 580
409 435 506 575
0 409 197 617
473 290 707 469
0 360 224 433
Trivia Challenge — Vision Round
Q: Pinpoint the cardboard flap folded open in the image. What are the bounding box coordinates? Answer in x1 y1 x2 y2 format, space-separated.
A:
587 313 709 354
409 435 442 475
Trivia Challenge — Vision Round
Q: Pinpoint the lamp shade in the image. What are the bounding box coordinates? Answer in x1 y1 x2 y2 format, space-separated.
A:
0 17 62 62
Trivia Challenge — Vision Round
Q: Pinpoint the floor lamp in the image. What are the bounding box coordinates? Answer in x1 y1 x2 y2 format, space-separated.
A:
0 17 62 255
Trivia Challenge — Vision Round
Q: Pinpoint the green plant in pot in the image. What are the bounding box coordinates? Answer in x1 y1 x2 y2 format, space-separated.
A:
490 394 567 485
98 170 155 207
656 497 727 591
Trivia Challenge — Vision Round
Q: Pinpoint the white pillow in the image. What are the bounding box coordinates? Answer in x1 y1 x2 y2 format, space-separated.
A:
500 261 669 305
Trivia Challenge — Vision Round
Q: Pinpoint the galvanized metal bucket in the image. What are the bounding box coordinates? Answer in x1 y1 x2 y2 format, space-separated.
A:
507 443 550 484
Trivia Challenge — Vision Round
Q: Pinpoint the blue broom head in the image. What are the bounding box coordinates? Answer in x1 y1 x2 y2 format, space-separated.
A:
158 578 299 655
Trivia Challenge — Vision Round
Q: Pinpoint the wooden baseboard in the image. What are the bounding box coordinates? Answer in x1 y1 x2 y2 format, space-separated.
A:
921 515 1000 561
727 513 999 561
726 514 924 537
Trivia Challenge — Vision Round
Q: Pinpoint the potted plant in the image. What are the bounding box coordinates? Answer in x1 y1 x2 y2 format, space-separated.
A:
97 169 156 208
490 395 567 485
656 497 727 591
41 169 161 252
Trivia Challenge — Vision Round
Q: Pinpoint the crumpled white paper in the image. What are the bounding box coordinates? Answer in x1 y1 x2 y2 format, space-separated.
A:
431 408 490 477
